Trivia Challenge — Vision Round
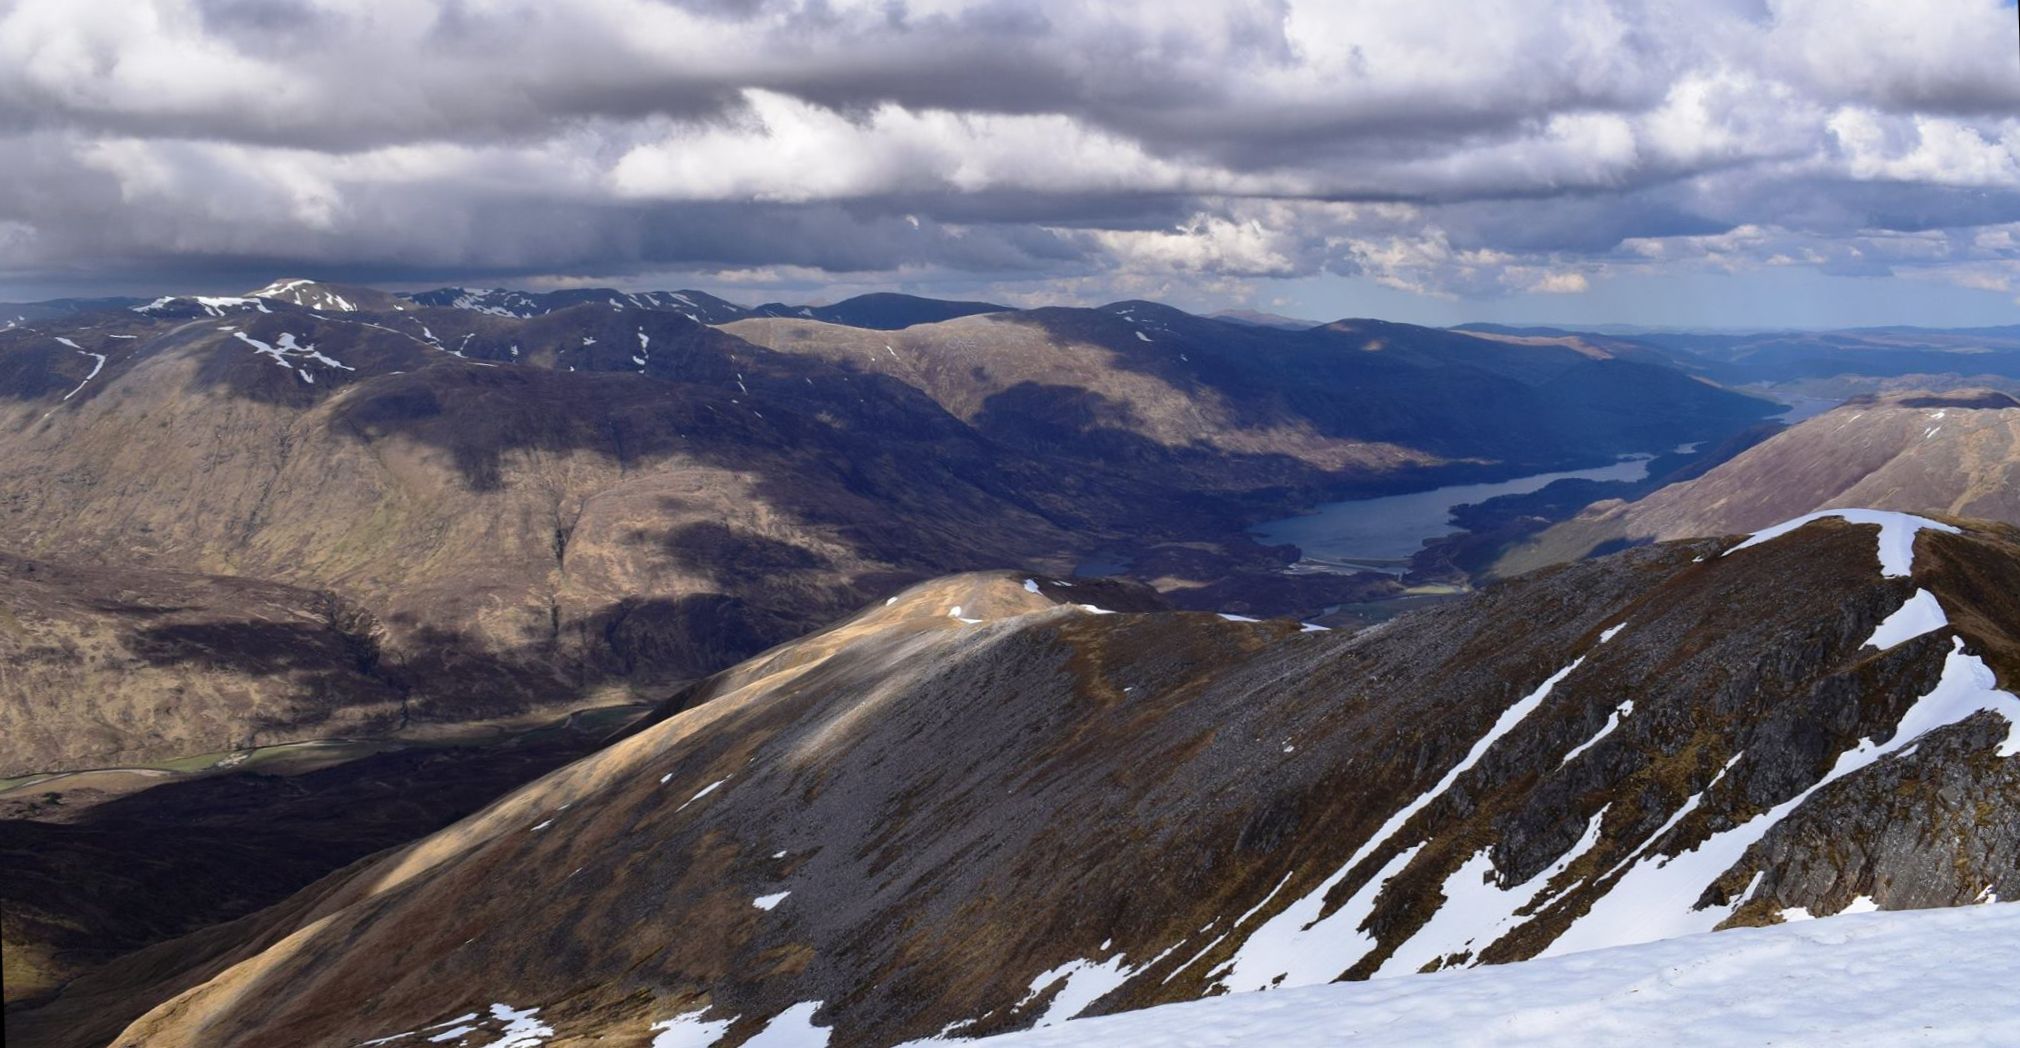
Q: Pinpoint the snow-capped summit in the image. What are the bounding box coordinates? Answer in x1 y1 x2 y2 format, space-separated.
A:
131 294 271 318
406 286 755 324
247 278 405 313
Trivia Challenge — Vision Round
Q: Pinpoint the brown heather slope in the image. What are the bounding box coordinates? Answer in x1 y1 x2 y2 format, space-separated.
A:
0 292 1089 767
0 554 405 775
25 514 2019 1048
724 308 1436 481
1497 389 2020 577
724 303 1774 491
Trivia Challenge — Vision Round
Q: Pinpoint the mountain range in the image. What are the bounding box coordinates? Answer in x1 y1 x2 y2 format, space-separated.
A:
9 280 2020 1048
1498 389 2020 577
0 280 1771 775
404 287 1008 330
16 509 2016 1046
1460 321 2020 404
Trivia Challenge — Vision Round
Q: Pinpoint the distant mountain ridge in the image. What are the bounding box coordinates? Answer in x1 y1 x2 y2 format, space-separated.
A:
1 298 149 331
1453 320 2020 391
406 286 1006 330
726 300 1774 487
1499 389 2020 576
0 278 1769 774
1208 308 1320 330
404 286 755 324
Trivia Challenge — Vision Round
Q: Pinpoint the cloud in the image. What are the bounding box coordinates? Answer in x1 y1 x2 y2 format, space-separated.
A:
1524 270 1593 294
0 0 2015 308
1829 108 2020 187
1081 214 1303 277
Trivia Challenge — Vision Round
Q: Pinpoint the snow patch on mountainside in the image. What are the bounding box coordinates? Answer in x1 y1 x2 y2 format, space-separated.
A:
254 279 358 312
1864 589 1947 651
55 339 106 401
650 1011 738 1048
741 1002 830 1047
1217 655 1588 992
1724 509 1959 577
136 295 272 317
357 1002 553 1047
233 330 352 381
1376 806 1610 977
966 904 2020 1047
1545 637 2020 957
1559 700 1632 767
677 778 727 810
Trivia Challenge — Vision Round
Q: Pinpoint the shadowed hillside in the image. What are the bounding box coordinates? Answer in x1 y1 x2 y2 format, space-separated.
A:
0 284 1773 768
19 512 2017 1048
1499 389 2020 576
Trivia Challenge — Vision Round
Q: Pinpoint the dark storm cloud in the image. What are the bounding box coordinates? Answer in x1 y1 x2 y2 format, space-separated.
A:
0 0 2016 303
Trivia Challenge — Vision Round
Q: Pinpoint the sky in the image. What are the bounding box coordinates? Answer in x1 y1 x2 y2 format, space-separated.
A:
0 0 2017 328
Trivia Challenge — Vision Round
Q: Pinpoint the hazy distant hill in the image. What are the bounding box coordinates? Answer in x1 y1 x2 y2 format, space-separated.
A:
1499 389 2020 576
410 287 1006 330
1207 308 1320 329
750 291 1007 329
1518 323 2020 389
0 298 148 330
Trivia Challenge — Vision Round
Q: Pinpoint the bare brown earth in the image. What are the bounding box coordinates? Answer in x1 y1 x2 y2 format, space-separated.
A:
1497 389 2020 577
21 516 2017 1048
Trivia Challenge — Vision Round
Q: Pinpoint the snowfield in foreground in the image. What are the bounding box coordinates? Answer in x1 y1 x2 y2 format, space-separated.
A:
965 903 2020 1047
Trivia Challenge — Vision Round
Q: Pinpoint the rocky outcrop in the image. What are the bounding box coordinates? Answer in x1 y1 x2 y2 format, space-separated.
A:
26 513 2017 1048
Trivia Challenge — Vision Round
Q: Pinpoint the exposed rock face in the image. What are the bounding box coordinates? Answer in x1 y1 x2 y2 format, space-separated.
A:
1499 389 2020 576
0 290 1770 765
37 514 2018 1048
0 553 405 776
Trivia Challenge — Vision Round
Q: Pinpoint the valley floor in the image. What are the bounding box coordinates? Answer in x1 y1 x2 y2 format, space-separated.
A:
969 902 2020 1047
